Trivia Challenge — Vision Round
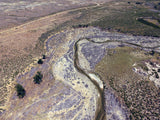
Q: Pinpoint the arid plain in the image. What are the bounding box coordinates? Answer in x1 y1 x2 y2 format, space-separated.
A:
0 0 160 120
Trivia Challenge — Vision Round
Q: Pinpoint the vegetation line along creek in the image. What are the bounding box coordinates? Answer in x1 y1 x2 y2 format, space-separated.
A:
88 38 160 49
73 37 159 120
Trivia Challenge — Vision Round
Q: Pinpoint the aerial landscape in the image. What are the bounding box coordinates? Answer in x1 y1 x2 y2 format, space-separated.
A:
0 0 160 120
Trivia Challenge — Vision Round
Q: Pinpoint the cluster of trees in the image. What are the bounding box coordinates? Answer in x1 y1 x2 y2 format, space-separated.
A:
72 24 89 28
37 55 46 64
135 2 143 5
15 55 46 98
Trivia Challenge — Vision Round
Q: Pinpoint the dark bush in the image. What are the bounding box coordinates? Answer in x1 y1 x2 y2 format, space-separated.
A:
33 71 43 84
15 84 26 98
154 4 160 10
42 55 46 59
78 24 82 27
150 62 154 66
136 2 142 5
149 50 155 56
155 72 159 79
38 59 43 64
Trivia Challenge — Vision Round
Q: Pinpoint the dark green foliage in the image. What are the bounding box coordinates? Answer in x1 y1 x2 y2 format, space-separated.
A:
78 24 88 28
154 4 160 10
155 72 159 78
15 84 26 98
42 55 46 59
137 18 160 29
33 71 43 84
129 115 133 120
136 2 143 5
150 62 154 66
72 24 89 28
38 59 43 64
158 69 160 73
149 50 155 56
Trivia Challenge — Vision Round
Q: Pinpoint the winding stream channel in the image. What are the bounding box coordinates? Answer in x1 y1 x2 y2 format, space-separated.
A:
74 39 105 120
73 36 160 120
2 27 159 120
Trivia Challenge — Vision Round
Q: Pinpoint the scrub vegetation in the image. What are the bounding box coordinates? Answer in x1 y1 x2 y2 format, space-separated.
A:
95 47 160 119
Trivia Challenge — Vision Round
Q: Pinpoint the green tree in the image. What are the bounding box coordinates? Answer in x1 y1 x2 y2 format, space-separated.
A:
15 84 26 98
37 59 43 64
33 71 43 84
42 55 46 59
